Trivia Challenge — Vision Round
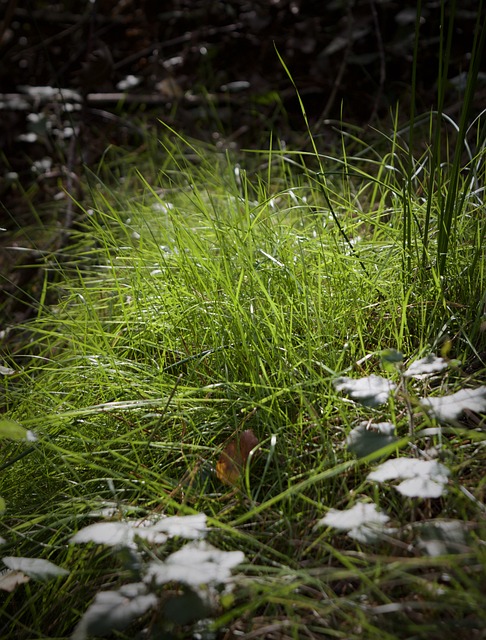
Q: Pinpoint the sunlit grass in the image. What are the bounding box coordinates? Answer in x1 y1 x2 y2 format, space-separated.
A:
1 115 485 638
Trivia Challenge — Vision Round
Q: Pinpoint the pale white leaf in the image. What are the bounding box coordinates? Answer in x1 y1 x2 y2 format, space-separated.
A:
71 522 138 547
367 458 450 498
0 570 30 592
116 75 141 91
396 476 446 498
420 387 486 422
2 556 69 581
404 355 448 377
135 514 207 539
145 541 244 588
367 458 444 481
318 502 388 529
333 375 396 407
71 514 208 549
72 582 157 640
73 522 159 547
317 502 389 543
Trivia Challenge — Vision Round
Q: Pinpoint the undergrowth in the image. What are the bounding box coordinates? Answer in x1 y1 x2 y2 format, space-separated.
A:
0 104 485 639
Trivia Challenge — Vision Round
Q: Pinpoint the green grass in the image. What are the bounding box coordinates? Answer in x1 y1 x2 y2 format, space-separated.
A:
0 113 485 639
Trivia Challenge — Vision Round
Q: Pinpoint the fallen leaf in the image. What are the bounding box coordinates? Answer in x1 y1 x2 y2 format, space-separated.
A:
317 501 390 543
216 429 259 485
72 583 157 640
0 570 30 592
367 457 450 498
333 375 396 407
420 387 486 422
145 541 245 588
404 354 448 377
2 556 69 581
70 514 207 548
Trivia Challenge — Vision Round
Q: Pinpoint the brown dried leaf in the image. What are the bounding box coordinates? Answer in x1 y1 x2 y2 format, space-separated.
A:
216 429 259 486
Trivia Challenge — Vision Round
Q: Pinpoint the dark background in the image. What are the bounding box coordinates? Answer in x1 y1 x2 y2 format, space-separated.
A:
1 0 483 155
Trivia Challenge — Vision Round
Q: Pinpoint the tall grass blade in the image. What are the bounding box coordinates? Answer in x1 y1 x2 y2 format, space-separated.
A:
437 0 485 275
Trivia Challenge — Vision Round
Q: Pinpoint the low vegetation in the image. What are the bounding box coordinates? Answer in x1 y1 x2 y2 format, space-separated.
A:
1 9 486 633
1 98 485 638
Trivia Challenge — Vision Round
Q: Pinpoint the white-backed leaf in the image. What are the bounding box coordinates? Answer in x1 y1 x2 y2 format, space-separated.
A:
404 354 448 377
318 502 389 529
145 541 244 588
420 387 486 422
135 514 207 539
2 557 69 581
71 514 208 549
71 522 139 548
367 458 450 498
0 570 30 592
396 476 446 498
72 582 157 640
347 422 398 458
367 458 445 481
333 375 396 407
317 502 389 543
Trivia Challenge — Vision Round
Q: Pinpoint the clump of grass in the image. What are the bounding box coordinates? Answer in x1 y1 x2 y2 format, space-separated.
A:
1 103 485 638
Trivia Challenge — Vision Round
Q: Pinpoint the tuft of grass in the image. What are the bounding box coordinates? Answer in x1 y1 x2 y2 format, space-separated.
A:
1 109 485 637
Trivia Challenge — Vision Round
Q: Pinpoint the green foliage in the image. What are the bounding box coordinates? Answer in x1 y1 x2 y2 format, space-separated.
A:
1 15 486 631
0 419 36 442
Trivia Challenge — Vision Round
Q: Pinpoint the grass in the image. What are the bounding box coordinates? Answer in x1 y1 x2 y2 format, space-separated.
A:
0 106 485 639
